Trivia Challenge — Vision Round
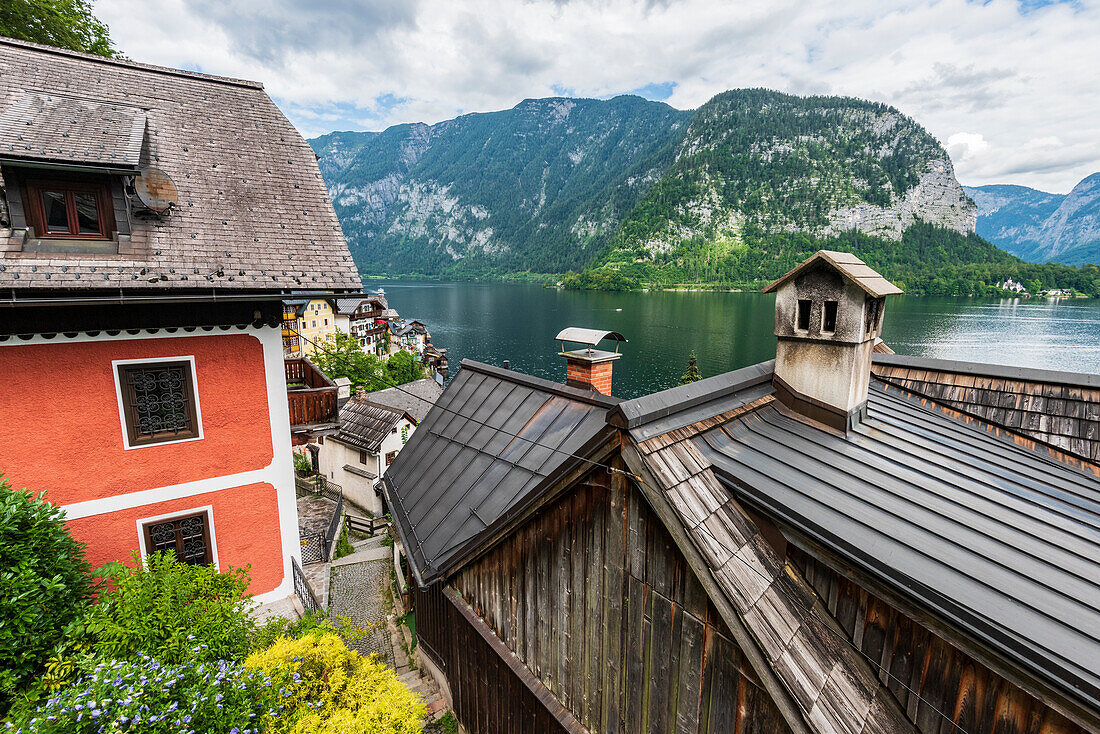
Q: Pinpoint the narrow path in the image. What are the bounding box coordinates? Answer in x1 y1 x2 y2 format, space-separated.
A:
328 553 395 667
325 538 450 730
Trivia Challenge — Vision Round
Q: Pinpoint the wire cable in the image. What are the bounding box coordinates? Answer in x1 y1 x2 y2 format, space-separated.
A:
287 323 639 480
288 319 971 733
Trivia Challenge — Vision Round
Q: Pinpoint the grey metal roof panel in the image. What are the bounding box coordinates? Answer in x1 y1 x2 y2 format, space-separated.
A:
382 360 616 583
695 379 1100 711
610 360 774 438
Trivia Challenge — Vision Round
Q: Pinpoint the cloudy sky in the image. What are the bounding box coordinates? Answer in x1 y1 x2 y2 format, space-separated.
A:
95 0 1098 192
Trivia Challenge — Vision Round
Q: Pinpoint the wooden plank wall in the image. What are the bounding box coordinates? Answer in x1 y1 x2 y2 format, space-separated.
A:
788 545 1087 734
415 582 581 734
450 459 791 734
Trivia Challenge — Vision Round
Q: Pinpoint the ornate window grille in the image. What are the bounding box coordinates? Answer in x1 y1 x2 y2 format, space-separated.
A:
117 361 199 446
142 512 213 566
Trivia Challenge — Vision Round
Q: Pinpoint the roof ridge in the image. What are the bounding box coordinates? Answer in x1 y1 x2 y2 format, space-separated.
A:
0 36 265 90
459 359 621 407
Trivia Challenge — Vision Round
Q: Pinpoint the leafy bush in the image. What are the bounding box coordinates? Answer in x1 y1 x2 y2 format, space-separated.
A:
7 654 291 733
246 632 425 734
293 450 314 474
79 553 257 665
0 478 93 709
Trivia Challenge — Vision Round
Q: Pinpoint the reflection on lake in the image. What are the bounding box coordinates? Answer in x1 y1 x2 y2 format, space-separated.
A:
377 281 1100 400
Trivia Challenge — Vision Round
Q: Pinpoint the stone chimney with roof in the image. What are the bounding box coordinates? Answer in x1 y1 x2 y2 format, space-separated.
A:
556 327 627 396
762 251 902 430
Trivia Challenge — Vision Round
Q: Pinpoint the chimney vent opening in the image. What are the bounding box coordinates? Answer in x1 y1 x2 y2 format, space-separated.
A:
822 300 838 334
796 299 812 331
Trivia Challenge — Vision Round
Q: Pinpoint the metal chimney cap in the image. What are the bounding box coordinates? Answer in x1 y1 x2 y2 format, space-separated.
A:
554 327 627 346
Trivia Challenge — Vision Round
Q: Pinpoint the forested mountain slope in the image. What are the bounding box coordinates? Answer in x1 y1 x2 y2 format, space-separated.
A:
312 95 690 275
965 174 1100 266
312 90 1100 295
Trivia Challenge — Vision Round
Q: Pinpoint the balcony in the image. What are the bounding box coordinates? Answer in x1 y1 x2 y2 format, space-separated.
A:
285 358 338 435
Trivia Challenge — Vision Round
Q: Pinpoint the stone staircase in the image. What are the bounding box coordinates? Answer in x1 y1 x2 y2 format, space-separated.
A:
333 526 451 729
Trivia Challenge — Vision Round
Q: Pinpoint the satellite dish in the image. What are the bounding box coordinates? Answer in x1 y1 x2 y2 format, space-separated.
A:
134 166 178 215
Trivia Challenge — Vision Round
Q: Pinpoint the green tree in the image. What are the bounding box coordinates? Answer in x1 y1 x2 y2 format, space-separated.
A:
385 350 426 385
1 0 119 57
680 351 702 385
0 476 93 710
310 330 386 390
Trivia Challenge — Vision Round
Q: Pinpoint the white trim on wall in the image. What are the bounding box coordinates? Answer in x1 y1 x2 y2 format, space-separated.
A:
135 504 220 570
112 355 205 450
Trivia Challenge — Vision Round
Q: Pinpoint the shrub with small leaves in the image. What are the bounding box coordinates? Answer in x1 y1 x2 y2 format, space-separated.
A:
246 632 425 734
0 477 93 711
79 552 257 665
5 653 289 733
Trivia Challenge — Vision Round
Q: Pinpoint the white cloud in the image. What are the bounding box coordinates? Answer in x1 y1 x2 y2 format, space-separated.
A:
94 0 1100 192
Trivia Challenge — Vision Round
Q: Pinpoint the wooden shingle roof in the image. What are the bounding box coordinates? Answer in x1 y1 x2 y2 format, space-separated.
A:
334 399 409 453
0 37 361 293
762 250 902 298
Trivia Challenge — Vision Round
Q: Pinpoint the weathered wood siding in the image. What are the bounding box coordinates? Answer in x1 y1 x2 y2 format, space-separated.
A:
789 545 1087 734
451 460 791 734
415 582 585 734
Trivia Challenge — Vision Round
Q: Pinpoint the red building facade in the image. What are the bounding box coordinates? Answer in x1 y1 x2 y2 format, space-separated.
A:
0 38 361 604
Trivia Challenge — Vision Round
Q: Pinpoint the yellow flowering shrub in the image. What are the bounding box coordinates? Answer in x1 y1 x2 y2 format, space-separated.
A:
245 632 425 734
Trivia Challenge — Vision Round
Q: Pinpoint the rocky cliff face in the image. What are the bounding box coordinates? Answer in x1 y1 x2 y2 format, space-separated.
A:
824 159 975 239
964 174 1100 265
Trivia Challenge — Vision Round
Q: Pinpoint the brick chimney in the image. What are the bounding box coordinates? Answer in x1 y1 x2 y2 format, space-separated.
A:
762 251 901 430
556 328 627 396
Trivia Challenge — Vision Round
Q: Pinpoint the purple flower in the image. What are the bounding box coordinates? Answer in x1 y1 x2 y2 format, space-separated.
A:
183 715 192 723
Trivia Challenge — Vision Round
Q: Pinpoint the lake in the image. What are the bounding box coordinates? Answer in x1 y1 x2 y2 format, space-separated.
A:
377 281 1100 400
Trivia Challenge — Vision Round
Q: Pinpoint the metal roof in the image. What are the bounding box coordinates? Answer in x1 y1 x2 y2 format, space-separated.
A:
682 375 1100 712
762 250 902 298
0 37 361 293
382 360 618 585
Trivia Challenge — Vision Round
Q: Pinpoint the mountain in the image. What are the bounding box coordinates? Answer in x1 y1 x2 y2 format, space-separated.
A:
311 96 691 275
311 90 1100 295
589 89 979 286
964 174 1100 266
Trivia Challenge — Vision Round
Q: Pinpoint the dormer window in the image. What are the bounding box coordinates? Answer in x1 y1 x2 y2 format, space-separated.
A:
26 177 114 240
796 299 812 331
822 301 838 334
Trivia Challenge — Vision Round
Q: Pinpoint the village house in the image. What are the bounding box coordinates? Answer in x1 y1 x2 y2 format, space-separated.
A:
383 251 1100 734
0 38 361 604
315 378 441 514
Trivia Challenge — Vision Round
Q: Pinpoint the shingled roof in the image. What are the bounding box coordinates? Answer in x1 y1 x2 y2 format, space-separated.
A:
333 398 411 453
762 250 902 298
0 37 361 293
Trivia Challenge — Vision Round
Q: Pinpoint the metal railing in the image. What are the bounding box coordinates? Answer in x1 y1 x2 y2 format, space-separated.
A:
296 473 344 565
291 556 322 614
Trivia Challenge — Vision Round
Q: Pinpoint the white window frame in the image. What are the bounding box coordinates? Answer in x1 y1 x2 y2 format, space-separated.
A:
113 355 204 450
135 504 220 570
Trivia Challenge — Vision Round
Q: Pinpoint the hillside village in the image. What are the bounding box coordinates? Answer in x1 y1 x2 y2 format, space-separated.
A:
0 7 1099 734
